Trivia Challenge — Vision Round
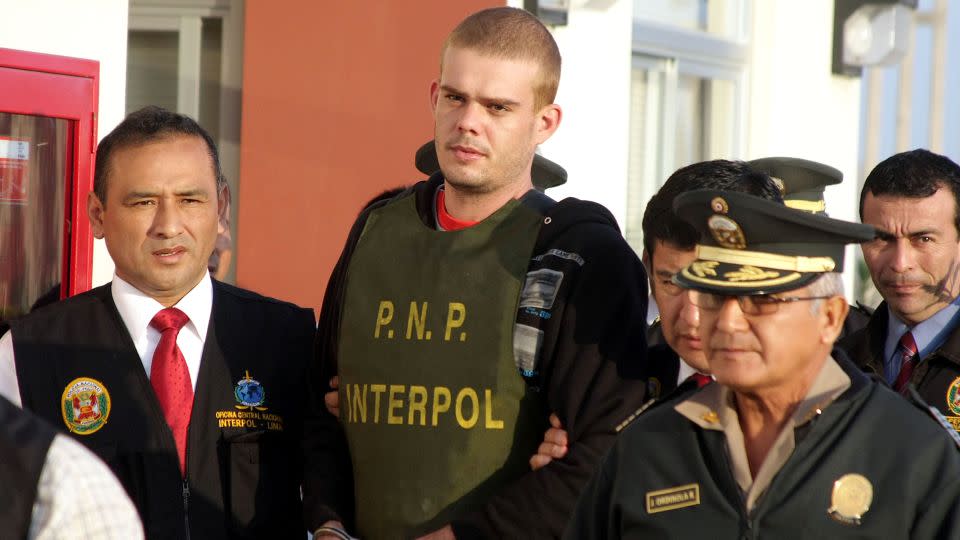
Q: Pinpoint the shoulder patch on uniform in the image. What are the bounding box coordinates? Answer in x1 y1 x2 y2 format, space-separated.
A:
946 376 960 416
909 386 960 448
61 377 111 435
616 398 656 432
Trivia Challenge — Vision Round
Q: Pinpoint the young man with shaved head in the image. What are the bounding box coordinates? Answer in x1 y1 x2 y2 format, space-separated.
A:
313 7 649 539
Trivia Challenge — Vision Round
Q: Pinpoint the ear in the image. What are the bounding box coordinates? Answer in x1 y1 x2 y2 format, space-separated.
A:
819 296 849 345
87 192 106 240
533 103 562 145
217 183 230 222
429 80 440 112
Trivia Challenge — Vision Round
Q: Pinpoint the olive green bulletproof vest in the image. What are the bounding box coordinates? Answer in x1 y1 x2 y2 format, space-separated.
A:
339 192 546 539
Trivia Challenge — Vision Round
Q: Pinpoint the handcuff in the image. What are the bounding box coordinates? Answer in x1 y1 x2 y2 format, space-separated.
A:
313 525 357 540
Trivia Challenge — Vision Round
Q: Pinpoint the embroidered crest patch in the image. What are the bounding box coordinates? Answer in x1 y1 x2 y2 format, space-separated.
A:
947 376 960 416
61 377 111 435
234 370 267 410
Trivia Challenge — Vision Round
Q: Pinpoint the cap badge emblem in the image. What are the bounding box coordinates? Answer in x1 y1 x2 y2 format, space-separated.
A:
828 473 873 525
771 176 786 196
710 197 729 214
708 215 747 249
61 377 111 435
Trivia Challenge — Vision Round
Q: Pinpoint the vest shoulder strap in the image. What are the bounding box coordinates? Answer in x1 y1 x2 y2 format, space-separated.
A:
519 189 556 215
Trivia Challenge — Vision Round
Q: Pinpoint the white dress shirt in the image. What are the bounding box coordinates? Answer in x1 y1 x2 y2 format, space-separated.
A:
676 357 699 386
0 273 213 407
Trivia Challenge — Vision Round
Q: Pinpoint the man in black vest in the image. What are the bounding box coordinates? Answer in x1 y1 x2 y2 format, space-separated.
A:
314 7 649 539
841 149 960 432
0 106 344 539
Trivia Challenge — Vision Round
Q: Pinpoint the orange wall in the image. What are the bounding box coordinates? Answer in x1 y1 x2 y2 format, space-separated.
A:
238 1 500 313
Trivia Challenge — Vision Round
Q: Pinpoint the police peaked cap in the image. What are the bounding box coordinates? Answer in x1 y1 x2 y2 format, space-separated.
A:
414 140 567 190
672 189 876 295
748 156 842 215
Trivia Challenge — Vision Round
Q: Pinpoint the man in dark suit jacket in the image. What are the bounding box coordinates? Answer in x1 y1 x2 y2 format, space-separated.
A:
0 106 347 539
840 149 960 430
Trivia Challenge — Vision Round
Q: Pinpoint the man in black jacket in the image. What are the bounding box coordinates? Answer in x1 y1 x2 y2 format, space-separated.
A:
568 189 960 539
0 106 342 539
314 7 649 539
841 148 960 430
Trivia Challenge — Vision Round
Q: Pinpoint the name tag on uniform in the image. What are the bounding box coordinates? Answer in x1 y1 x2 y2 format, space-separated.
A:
646 484 700 514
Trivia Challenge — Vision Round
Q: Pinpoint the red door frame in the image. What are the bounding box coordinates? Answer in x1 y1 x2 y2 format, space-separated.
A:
0 48 99 298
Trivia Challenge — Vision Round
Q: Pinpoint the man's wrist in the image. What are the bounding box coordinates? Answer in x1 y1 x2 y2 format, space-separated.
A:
313 521 355 540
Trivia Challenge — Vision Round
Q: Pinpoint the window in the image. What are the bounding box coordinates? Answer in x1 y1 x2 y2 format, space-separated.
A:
625 2 749 254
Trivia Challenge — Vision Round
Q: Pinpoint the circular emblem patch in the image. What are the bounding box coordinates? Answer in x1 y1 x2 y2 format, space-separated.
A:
946 377 960 415
234 372 266 408
61 377 111 435
708 215 747 249
828 473 873 525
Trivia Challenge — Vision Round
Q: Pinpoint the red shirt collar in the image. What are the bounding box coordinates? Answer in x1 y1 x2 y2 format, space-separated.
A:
436 188 480 231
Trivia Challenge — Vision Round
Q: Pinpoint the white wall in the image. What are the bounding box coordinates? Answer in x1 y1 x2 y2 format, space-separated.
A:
0 0 128 286
745 0 863 296
509 0 634 227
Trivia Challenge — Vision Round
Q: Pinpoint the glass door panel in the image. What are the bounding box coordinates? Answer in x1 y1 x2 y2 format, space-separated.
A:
0 112 71 325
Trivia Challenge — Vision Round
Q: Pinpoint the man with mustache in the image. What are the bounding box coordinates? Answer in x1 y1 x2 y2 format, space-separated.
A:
841 149 960 429
0 106 334 539
313 7 649 539
567 189 960 538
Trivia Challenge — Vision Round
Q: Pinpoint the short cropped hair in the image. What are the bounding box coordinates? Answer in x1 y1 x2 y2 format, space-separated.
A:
859 148 960 234
442 7 561 110
806 272 845 314
94 105 225 204
641 160 783 257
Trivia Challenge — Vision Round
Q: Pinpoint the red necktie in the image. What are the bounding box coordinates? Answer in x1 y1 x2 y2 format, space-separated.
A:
892 331 918 395
150 307 193 476
688 373 712 388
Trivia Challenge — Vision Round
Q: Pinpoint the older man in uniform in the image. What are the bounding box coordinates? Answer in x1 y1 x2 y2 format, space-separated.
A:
567 189 960 538
531 160 781 469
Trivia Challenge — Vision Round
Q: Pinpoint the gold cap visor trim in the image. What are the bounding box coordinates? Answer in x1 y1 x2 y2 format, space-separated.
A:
785 199 827 213
679 266 803 288
696 245 836 272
